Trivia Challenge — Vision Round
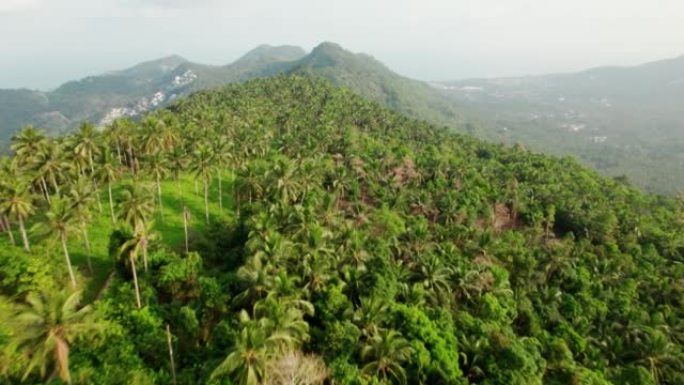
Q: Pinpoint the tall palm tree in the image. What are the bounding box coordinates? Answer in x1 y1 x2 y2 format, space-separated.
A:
183 205 190 254
268 158 302 205
212 136 232 212
166 146 188 193
35 198 78 289
0 179 34 251
191 143 214 224
118 222 157 308
96 150 122 223
117 182 154 229
71 122 100 175
11 125 46 169
117 183 155 271
68 177 96 273
7 289 104 385
144 152 169 222
360 329 414 385
33 140 66 201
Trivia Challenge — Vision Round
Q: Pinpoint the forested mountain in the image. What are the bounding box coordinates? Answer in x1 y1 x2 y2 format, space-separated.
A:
436 54 684 194
1 75 682 385
0 42 454 144
2 44 683 194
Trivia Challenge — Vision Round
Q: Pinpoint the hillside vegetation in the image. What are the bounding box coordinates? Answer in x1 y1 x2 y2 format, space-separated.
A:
439 54 684 194
1 75 683 385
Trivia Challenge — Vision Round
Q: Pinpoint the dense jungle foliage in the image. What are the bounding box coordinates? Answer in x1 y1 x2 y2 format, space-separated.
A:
0 75 683 385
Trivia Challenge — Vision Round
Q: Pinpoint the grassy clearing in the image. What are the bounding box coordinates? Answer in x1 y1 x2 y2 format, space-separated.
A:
0 172 235 299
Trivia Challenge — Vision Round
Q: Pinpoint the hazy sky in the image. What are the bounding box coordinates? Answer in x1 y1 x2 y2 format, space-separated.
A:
2 0 684 89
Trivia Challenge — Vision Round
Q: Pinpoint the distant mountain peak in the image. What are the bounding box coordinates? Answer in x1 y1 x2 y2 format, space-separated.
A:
236 44 306 64
302 42 388 73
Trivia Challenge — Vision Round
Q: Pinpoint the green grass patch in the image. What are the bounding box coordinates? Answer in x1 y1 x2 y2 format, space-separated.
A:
0 171 235 300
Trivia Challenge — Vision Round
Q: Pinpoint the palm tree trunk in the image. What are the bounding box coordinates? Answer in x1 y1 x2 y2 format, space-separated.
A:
142 234 149 272
61 233 77 289
41 176 51 204
116 142 122 165
18 216 30 252
204 177 209 224
183 206 189 254
3 215 15 246
166 324 177 385
108 182 115 223
51 173 60 195
130 255 142 308
95 190 103 213
89 153 94 175
82 223 93 273
218 170 223 212
231 168 235 204
0 215 16 246
157 173 164 223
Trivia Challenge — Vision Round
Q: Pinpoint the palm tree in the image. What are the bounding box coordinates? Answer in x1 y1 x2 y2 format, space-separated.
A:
252 295 313 351
118 222 157 308
212 136 232 212
144 152 169 222
33 140 66 201
11 125 46 169
117 183 155 271
211 320 270 385
166 146 188 193
183 205 190 254
36 198 78 289
96 150 122 223
7 289 104 384
268 158 302 205
414 255 453 305
68 177 97 273
1 179 34 251
191 143 214 224
71 122 100 175
360 329 414 385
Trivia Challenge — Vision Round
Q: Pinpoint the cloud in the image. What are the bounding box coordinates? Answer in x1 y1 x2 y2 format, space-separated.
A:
0 0 40 13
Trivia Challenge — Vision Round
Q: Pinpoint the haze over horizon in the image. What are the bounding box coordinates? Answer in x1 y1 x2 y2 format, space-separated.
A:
2 0 684 89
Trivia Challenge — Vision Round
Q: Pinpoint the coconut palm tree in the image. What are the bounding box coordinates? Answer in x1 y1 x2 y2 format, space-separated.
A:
414 254 454 305
7 289 104 384
211 135 232 212
191 143 214 224
11 125 46 169
118 222 157 308
144 151 170 222
96 150 122 223
360 329 413 385
71 122 100 175
67 177 97 273
117 182 154 229
0 178 35 251
35 198 78 289
166 146 188 193
182 205 190 254
211 320 271 385
117 183 155 271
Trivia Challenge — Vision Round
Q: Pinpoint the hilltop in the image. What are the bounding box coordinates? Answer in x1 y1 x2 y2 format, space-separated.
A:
0 43 456 142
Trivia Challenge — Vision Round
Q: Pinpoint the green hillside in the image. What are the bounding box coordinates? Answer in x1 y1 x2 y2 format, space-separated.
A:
438 55 684 195
1 75 682 385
